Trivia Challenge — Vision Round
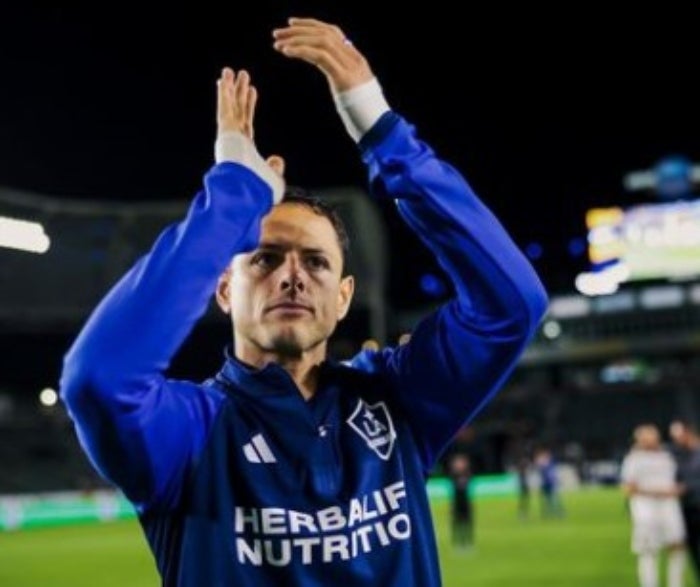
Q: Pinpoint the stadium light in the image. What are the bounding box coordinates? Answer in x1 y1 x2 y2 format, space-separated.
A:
39 387 58 407
542 320 562 340
0 215 51 254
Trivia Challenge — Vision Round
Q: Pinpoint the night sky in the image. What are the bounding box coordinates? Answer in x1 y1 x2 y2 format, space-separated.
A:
2 4 699 308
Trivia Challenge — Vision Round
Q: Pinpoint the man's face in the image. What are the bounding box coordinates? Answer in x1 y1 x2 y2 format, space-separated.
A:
217 203 354 360
670 422 685 445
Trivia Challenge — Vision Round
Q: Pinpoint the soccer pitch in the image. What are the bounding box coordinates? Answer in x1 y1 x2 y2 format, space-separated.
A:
0 487 694 586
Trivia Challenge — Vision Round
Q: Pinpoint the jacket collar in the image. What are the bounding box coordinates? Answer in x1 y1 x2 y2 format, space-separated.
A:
217 345 338 399
217 346 294 396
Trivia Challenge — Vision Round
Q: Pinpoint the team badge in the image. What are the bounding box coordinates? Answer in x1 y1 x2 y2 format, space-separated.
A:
347 399 397 460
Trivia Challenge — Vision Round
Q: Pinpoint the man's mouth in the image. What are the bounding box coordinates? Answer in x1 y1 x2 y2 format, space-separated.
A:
266 302 313 314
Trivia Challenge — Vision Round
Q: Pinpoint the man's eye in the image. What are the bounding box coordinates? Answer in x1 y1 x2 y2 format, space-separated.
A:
307 256 329 270
252 252 277 267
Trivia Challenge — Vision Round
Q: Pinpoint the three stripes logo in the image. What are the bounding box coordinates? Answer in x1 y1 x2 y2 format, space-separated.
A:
242 433 277 464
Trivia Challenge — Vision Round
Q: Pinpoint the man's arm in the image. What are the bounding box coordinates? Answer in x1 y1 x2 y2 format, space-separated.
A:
274 18 548 471
60 68 280 510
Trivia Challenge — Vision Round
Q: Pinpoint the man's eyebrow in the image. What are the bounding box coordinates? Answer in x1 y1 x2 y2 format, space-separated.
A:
256 242 286 252
257 242 330 256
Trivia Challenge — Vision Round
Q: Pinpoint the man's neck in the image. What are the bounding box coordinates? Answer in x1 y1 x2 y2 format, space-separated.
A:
236 344 326 401
276 358 321 401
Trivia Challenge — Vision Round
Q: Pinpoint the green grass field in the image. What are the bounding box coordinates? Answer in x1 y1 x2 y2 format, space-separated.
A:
0 487 694 586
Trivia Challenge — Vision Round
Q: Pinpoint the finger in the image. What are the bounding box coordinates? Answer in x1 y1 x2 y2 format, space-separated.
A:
272 26 347 48
287 17 329 26
286 17 341 34
244 85 257 139
272 15 349 57
265 155 285 178
234 69 250 107
273 33 344 50
273 42 345 77
273 32 358 66
224 68 237 104
217 76 226 122
216 69 228 122
217 68 234 121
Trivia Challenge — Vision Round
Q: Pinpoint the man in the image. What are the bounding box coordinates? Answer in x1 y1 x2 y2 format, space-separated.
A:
621 424 686 587
535 447 565 518
59 17 548 586
669 419 700 582
516 452 532 519
447 451 474 550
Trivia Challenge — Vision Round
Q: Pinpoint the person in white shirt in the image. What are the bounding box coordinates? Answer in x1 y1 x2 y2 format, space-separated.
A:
621 423 686 587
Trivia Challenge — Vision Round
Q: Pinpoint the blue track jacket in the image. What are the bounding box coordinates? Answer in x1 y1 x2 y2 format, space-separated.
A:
60 112 548 586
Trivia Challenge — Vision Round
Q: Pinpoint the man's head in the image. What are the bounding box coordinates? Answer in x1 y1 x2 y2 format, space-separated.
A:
281 186 350 271
216 189 355 363
634 424 661 450
670 419 699 448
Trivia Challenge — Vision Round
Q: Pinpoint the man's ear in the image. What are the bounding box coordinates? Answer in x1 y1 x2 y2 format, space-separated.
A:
336 275 355 321
215 267 233 314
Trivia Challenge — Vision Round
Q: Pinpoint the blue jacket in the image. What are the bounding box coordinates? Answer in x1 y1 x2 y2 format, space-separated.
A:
60 112 548 586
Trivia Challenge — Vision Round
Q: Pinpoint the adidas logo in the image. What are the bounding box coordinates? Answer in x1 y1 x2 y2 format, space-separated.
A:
242 433 277 464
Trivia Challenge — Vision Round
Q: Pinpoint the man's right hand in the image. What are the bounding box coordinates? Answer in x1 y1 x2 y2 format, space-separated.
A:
217 67 257 138
215 67 286 200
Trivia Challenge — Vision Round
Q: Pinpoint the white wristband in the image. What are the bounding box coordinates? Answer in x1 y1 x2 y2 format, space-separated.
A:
333 78 390 143
214 131 284 204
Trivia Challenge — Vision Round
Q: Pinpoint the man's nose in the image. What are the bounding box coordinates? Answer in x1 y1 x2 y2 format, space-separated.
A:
280 257 305 293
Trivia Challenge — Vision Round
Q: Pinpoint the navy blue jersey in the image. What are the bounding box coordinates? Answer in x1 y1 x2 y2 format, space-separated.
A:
60 112 548 586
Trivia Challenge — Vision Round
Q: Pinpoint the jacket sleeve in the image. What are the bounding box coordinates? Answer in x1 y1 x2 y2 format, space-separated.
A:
59 163 273 511
353 112 549 472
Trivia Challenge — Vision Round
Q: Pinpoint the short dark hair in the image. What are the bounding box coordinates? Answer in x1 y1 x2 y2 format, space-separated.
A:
281 186 351 273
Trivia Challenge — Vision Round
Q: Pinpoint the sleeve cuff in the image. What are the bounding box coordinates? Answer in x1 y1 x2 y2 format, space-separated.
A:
333 78 390 143
214 131 284 204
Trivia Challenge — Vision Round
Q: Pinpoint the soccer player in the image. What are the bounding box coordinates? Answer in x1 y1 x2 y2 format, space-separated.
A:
534 447 565 518
516 452 532 520
621 424 686 587
59 17 548 586
447 451 475 550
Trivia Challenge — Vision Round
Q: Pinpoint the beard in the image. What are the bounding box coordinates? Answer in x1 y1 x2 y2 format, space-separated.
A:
269 332 305 357
265 325 328 358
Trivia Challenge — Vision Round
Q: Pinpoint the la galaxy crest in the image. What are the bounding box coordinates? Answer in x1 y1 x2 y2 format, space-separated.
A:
347 399 397 460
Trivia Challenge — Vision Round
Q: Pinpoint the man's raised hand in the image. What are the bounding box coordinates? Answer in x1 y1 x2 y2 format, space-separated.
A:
217 67 257 138
272 17 374 94
215 67 285 202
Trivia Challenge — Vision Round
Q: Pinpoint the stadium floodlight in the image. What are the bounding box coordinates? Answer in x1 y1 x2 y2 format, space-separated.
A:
542 320 562 340
39 387 58 407
0 215 50 254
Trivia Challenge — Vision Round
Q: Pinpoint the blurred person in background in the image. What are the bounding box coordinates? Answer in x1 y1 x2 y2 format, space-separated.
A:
535 447 565 518
621 423 686 587
669 419 700 583
59 16 547 587
516 452 532 520
509 420 534 520
447 452 474 550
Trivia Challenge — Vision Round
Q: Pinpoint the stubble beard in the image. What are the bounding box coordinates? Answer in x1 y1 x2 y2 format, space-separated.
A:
269 329 327 359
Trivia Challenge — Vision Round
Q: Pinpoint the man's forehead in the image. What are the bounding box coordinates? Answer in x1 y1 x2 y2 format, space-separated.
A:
260 207 339 251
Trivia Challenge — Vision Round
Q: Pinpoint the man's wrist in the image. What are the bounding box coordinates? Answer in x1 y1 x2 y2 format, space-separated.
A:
214 131 284 204
333 77 390 143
